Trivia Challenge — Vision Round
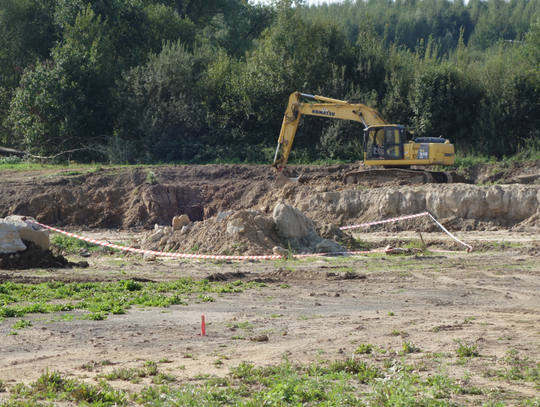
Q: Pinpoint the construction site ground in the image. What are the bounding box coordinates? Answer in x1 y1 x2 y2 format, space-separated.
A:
1 162 540 405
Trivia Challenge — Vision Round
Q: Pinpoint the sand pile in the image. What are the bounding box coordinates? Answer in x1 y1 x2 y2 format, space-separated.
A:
138 203 356 256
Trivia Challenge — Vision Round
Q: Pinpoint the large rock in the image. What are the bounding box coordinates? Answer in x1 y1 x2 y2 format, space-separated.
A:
147 229 164 243
172 214 190 230
316 239 345 254
227 220 245 235
2 216 50 251
0 222 27 253
143 252 156 262
272 203 345 254
273 202 317 240
216 211 232 222
272 246 289 256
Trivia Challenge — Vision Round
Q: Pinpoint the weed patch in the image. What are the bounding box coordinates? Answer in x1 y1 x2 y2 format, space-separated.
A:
4 358 510 406
354 343 374 354
51 234 101 254
9 369 127 405
454 340 479 357
11 319 32 329
0 279 265 321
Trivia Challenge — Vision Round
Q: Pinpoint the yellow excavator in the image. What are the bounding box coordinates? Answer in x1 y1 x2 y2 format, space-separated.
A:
272 92 460 184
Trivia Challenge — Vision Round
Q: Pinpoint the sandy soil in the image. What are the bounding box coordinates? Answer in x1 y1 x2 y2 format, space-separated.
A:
1 229 540 405
2 163 540 405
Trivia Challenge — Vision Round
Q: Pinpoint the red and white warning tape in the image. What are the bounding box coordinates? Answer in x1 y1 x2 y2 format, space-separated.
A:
427 213 473 252
340 211 472 253
26 220 285 260
26 211 471 261
340 212 430 230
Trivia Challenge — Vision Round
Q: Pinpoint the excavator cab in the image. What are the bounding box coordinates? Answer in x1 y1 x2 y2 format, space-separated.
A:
364 125 406 161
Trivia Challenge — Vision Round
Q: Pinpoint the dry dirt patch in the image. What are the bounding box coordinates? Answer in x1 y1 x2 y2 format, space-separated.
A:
0 234 540 404
2 163 540 404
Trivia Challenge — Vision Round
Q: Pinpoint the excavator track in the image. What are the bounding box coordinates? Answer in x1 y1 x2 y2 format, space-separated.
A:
343 169 462 185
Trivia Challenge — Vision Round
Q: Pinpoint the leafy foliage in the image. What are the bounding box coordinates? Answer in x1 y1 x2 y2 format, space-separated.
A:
2 0 540 162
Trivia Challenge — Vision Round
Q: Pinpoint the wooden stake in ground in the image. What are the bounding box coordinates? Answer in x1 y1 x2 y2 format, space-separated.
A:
417 232 426 251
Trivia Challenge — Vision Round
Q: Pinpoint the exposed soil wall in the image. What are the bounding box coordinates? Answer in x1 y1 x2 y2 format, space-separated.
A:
2 162 540 232
259 183 540 231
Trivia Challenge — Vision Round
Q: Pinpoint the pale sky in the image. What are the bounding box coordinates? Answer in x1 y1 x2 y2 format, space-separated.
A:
304 0 347 4
250 0 348 5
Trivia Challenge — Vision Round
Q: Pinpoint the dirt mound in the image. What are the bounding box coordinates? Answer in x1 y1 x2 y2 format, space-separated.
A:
204 268 366 283
141 209 281 256
3 161 540 234
140 206 357 256
0 241 89 270
205 272 249 282
266 268 366 281
465 160 540 184
0 164 349 229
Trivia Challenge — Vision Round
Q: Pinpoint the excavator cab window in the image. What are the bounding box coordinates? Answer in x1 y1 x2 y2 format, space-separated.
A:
384 127 404 160
365 128 386 159
365 126 405 160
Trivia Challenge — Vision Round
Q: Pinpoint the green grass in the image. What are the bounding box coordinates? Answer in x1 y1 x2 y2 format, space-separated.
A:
0 159 83 171
51 234 128 255
146 170 159 184
97 361 167 383
228 321 253 330
1 355 526 406
454 340 479 357
79 312 108 320
401 341 422 354
354 343 373 354
0 158 106 177
48 170 83 177
196 294 215 302
230 335 245 340
0 278 265 321
11 319 32 329
453 151 497 168
3 149 540 177
51 234 101 254
9 368 126 405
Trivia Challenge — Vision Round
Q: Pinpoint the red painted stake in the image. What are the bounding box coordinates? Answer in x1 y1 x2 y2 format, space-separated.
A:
201 315 206 336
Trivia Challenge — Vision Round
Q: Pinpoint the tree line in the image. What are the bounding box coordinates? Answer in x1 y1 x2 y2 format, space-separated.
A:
2 0 540 164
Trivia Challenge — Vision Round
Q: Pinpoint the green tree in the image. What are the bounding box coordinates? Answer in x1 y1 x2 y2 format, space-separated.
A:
199 1 276 58
0 0 56 146
409 61 479 145
202 0 356 162
472 42 540 156
8 6 115 158
145 3 196 55
111 42 214 163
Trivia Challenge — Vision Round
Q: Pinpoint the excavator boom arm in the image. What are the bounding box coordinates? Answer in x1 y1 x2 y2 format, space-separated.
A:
272 92 388 171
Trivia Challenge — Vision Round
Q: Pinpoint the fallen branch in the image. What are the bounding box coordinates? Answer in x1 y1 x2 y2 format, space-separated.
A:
0 147 103 161
22 148 99 160
0 146 26 157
